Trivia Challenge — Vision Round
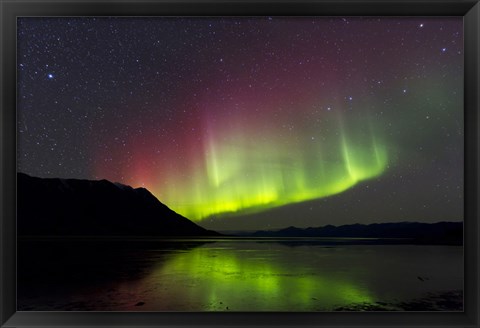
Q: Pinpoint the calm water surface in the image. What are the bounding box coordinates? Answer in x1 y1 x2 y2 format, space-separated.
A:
18 238 463 311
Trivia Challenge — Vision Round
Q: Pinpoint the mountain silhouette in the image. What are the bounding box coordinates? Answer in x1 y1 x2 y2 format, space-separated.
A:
17 173 219 236
249 221 462 245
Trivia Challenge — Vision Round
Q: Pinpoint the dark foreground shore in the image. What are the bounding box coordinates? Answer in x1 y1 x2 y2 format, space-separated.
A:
334 290 463 311
18 239 463 312
19 290 462 312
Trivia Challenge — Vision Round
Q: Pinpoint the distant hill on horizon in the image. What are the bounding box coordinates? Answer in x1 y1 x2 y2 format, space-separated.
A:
17 173 219 237
241 221 463 245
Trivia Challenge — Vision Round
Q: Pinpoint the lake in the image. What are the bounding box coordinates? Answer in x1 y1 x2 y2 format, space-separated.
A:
17 238 463 311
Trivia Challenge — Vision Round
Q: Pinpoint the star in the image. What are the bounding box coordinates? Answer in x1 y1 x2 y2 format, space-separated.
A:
47 73 54 79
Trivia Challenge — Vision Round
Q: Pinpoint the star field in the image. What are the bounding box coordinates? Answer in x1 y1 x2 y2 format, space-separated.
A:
17 17 463 230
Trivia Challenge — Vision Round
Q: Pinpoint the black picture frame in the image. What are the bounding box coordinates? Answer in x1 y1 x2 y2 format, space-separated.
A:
1 0 479 327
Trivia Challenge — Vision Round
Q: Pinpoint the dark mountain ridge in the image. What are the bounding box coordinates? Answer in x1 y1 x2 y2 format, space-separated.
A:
17 173 219 236
248 221 463 245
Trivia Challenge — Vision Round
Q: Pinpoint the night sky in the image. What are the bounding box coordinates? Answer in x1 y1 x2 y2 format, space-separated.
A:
17 17 463 230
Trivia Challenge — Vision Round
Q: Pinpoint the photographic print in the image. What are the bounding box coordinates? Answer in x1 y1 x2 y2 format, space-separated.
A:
17 16 463 312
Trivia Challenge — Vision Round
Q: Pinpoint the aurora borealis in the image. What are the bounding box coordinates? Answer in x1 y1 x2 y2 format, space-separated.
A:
17 17 464 230
152 111 388 220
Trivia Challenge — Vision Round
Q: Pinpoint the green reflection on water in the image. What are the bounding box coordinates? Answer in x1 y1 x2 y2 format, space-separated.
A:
134 243 374 311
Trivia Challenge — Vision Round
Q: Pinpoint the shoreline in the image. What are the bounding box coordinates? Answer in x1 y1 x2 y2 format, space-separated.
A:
17 235 463 246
